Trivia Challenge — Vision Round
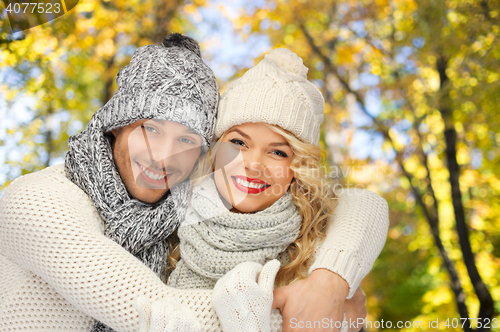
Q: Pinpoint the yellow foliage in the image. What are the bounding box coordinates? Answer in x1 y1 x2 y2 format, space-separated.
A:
423 287 453 307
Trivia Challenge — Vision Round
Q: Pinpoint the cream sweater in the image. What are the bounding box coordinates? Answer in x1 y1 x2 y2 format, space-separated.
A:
0 164 389 331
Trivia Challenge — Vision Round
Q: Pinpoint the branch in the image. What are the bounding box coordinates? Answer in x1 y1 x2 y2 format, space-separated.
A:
152 0 184 44
0 35 26 44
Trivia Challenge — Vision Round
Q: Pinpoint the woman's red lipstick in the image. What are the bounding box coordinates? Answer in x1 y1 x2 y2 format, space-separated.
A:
231 175 270 194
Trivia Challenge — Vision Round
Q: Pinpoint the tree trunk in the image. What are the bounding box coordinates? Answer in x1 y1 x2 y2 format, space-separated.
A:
45 107 53 168
436 56 495 328
102 54 116 105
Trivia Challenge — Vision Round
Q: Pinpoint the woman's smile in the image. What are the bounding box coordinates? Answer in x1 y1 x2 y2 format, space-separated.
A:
231 175 270 194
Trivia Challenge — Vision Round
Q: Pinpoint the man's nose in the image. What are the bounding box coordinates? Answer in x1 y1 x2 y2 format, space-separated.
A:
149 138 179 162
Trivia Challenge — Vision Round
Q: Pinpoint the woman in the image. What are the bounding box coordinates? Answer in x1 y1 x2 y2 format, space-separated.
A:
136 48 389 332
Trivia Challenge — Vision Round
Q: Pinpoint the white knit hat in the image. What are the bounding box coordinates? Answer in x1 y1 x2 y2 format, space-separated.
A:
215 48 325 146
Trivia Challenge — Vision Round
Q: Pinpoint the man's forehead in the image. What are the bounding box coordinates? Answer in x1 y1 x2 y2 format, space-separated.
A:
142 119 199 135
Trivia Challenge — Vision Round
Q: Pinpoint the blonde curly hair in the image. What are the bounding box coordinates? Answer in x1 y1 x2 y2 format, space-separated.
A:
166 123 337 288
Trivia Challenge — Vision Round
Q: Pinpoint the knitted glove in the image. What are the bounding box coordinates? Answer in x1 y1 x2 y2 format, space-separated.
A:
212 259 281 332
136 295 203 332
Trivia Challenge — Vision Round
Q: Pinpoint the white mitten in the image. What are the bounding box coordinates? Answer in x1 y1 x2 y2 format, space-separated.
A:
212 259 281 332
136 295 203 332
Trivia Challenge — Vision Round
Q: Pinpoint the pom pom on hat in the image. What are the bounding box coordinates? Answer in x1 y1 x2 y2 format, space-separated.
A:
161 33 202 59
264 48 308 78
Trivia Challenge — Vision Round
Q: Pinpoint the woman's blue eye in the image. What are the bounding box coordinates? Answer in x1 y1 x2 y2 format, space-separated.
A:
229 139 246 147
273 150 288 158
179 138 195 144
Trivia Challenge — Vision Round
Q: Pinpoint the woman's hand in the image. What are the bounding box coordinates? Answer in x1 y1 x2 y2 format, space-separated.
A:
135 295 203 332
212 259 281 332
272 268 366 332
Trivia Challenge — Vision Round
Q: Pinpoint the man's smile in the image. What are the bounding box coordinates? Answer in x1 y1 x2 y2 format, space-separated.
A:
135 161 172 185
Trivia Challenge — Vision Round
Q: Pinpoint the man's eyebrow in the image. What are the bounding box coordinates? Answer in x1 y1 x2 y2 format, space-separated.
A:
150 119 164 125
149 119 198 135
182 127 198 135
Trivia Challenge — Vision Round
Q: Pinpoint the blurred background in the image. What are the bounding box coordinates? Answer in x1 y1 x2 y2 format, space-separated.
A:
1 0 499 330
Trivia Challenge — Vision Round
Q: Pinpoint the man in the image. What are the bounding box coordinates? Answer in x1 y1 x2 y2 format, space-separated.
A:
0 33 386 332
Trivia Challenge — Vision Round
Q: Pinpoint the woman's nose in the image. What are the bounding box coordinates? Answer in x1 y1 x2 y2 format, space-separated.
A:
243 151 265 172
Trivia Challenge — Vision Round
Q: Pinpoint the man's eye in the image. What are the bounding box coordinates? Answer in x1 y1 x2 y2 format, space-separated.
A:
272 150 288 158
179 138 195 144
143 125 159 134
229 139 246 147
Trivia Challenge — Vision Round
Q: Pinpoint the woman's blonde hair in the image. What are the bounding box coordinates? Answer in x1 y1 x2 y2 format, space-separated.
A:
166 123 337 287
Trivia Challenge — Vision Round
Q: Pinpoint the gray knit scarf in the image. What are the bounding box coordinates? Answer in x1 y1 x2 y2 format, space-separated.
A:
167 175 302 290
65 111 191 279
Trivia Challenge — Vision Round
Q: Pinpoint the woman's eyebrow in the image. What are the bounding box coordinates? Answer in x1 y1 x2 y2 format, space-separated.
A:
269 142 290 147
227 128 251 140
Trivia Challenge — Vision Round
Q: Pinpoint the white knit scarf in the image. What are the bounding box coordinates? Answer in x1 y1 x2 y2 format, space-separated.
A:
167 175 302 289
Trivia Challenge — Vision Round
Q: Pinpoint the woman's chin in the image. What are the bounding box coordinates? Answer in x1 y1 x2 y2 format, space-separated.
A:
230 200 274 214
230 204 259 214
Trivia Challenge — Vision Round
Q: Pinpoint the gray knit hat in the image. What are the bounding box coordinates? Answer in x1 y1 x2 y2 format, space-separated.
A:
100 33 219 149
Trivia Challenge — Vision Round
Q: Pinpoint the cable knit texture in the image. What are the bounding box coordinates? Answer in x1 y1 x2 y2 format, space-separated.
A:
0 164 389 331
136 295 204 332
212 260 281 332
215 48 325 146
308 187 389 299
167 175 302 289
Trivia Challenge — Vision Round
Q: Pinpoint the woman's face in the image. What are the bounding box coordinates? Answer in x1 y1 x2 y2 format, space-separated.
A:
214 122 295 213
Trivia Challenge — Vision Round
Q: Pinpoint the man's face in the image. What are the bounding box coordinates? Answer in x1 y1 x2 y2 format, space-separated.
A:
111 119 203 204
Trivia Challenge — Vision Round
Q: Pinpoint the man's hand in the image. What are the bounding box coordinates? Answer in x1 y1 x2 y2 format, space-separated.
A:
272 269 365 332
344 287 367 331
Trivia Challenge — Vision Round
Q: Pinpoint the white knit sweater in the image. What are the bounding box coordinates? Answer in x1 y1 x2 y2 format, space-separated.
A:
0 164 389 331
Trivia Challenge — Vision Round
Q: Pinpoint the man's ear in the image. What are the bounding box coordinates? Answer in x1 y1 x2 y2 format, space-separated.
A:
111 129 118 137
